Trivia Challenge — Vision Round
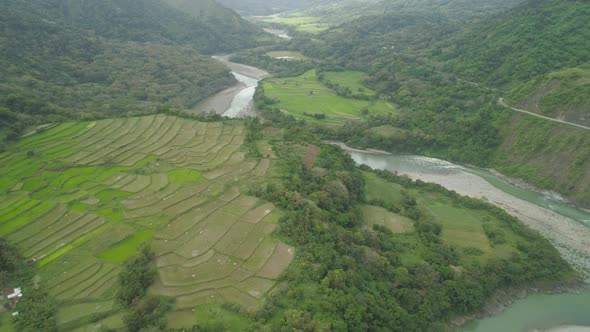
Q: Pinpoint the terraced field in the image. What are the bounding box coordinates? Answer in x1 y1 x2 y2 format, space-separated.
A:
262 70 396 125
0 115 293 330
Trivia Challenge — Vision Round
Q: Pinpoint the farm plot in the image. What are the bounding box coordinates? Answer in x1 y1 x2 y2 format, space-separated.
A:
262 70 396 125
0 115 293 330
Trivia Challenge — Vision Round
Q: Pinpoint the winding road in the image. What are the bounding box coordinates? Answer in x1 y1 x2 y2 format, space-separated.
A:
498 98 590 130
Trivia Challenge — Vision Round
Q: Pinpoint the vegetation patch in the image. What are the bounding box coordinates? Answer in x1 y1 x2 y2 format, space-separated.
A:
168 169 204 185
258 15 328 33
361 204 414 234
99 230 155 263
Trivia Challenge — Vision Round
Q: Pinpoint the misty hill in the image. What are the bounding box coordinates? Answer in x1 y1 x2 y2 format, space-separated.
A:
299 0 523 25
216 0 336 16
18 0 263 53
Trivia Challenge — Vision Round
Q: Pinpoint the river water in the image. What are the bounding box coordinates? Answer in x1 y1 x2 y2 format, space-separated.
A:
335 145 590 331
195 56 269 118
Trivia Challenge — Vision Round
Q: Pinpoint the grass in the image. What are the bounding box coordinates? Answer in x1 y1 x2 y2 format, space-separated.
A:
167 304 256 330
262 70 396 125
168 169 204 185
361 205 414 233
363 171 518 264
99 229 155 263
323 71 376 97
0 115 292 330
56 301 114 326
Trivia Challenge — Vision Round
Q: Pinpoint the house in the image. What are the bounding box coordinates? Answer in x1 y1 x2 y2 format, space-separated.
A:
6 288 22 300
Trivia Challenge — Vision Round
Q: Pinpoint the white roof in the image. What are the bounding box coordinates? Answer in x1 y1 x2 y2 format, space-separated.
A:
7 287 22 299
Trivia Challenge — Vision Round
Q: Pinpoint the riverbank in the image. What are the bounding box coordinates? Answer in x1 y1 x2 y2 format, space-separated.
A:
453 282 589 331
541 326 590 332
193 55 269 118
331 142 590 277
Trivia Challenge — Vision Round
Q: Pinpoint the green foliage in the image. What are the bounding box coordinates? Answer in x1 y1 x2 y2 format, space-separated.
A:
508 63 590 125
116 247 156 306
123 296 173 332
230 50 315 78
0 239 23 281
14 289 57 332
245 126 574 330
99 230 155 263
439 0 590 88
21 0 263 54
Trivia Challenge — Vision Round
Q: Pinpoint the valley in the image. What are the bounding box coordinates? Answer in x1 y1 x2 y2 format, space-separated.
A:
0 0 589 331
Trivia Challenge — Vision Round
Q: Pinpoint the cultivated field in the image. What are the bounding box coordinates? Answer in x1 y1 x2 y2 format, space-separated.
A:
363 172 518 264
256 15 328 33
0 115 293 330
323 71 377 98
262 70 396 125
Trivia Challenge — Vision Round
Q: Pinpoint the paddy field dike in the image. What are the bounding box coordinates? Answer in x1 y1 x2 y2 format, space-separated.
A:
0 115 293 330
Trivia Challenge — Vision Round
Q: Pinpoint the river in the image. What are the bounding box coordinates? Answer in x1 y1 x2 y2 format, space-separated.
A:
194 55 269 118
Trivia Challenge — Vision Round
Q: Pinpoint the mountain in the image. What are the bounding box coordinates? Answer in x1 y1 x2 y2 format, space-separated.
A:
438 0 590 88
163 0 262 37
18 0 263 53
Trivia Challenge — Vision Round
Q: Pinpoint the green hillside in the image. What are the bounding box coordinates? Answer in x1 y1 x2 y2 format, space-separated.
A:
439 0 590 88
20 0 263 53
507 63 590 126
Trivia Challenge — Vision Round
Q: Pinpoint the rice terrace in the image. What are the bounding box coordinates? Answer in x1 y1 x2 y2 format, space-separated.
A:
0 115 292 330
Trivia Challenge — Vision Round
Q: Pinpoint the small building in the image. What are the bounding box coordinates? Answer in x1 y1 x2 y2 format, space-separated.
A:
7 288 22 300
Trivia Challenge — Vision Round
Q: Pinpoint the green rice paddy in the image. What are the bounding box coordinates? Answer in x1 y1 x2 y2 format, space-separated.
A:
262 70 396 125
258 15 328 33
0 115 293 330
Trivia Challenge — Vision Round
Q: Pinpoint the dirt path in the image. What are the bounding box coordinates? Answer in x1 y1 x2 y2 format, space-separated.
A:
499 98 590 130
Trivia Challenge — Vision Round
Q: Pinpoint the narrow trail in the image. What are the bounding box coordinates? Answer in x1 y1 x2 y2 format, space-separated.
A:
498 98 590 130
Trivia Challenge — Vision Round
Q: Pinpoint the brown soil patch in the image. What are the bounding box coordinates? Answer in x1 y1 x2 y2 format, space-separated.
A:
303 144 321 169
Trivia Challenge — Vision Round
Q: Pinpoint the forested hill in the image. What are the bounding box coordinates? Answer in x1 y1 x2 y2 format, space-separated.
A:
0 0 266 148
163 0 261 39
14 0 264 54
437 0 590 88
299 0 523 25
